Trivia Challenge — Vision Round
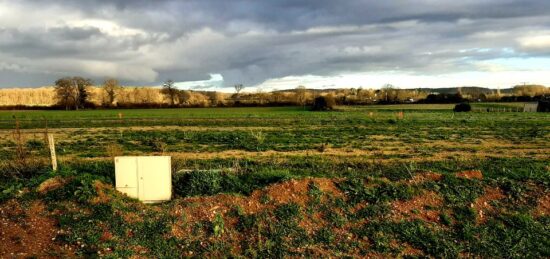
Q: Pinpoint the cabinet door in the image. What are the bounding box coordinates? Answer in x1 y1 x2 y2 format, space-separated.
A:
137 156 171 203
115 157 138 198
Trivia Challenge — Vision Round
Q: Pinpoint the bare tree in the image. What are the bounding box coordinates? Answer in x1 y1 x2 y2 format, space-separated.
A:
381 83 397 103
207 91 224 107
295 85 307 107
103 78 121 106
234 84 245 94
256 88 268 105
162 79 178 105
177 90 192 106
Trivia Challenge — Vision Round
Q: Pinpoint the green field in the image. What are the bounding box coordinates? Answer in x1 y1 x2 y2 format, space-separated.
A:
1 105 549 257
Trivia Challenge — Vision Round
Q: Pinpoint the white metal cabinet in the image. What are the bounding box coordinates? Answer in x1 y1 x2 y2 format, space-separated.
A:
115 156 172 203
115 156 139 198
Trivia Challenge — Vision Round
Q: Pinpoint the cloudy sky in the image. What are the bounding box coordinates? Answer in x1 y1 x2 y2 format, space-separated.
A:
1 0 549 91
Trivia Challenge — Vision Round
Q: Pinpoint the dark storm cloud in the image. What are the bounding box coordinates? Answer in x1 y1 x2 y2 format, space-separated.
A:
34 0 550 32
0 0 549 87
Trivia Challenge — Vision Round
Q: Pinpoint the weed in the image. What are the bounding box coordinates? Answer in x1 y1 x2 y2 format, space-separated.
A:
440 212 452 226
452 206 476 223
237 212 258 232
275 202 301 222
73 179 96 203
259 193 271 204
250 130 266 150
315 227 335 244
153 139 168 153
525 125 542 139
428 175 484 205
173 169 290 197
105 143 123 157
212 213 225 237
325 209 347 227
338 179 419 205
472 213 550 257
0 183 23 202
316 142 328 152
354 203 391 220
174 170 223 196
394 220 459 257
307 181 323 205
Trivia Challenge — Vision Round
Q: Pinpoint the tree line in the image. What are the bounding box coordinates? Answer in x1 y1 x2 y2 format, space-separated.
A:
46 77 550 110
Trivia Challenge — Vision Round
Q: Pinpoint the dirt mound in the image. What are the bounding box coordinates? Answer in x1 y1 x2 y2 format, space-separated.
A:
0 200 73 258
171 178 341 238
174 178 341 220
37 176 71 194
391 191 443 223
533 193 550 217
408 172 443 184
456 170 483 180
472 187 505 224
90 180 115 205
259 178 342 206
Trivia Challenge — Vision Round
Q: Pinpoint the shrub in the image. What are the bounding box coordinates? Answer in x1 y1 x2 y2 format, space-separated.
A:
172 169 290 197
0 157 49 181
311 95 336 111
453 102 471 112
173 170 224 196
337 178 418 205
26 139 45 150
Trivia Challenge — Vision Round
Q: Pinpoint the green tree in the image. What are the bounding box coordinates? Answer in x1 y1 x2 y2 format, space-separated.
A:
54 77 77 110
54 76 92 110
73 77 93 110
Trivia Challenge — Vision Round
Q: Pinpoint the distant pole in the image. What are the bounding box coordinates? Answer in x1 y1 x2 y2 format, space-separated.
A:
48 134 58 171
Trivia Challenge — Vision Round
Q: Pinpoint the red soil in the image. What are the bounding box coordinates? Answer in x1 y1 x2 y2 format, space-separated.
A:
0 200 74 258
533 192 550 217
456 170 483 180
391 191 443 223
471 187 505 224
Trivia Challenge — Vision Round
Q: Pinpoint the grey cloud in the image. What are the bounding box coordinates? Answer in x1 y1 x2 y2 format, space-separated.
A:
0 0 549 87
19 0 550 33
48 26 102 41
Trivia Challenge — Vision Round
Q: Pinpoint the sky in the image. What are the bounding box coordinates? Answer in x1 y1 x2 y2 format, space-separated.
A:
0 0 549 92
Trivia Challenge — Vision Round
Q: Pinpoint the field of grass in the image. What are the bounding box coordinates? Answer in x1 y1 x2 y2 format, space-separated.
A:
0 104 549 257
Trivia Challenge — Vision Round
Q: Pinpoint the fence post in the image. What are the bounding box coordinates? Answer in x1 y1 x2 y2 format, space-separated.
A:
48 134 58 171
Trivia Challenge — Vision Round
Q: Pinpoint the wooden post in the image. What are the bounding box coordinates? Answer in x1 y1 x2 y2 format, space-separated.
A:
48 134 58 171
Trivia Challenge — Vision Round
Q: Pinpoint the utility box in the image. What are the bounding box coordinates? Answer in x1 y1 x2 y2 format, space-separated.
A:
115 156 172 203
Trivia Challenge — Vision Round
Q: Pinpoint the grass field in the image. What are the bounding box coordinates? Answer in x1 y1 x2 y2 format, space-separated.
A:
1 104 549 257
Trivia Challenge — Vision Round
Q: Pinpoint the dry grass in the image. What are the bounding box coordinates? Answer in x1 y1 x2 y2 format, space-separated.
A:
0 87 57 106
0 86 228 106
